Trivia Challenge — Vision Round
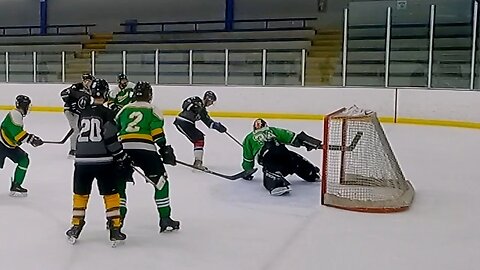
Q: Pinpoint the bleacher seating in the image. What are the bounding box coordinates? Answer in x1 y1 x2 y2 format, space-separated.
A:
328 23 475 88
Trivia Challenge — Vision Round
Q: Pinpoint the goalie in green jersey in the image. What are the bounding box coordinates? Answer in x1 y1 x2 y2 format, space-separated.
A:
0 95 43 196
242 119 322 196
115 81 180 232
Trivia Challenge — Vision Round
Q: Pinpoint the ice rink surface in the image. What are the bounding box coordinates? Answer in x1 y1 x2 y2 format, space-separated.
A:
0 112 479 270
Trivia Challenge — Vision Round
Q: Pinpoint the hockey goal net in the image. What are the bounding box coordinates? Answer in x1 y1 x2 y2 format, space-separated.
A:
321 106 414 213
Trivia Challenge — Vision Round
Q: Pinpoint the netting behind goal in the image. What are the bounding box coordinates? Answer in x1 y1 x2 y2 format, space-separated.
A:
321 106 414 213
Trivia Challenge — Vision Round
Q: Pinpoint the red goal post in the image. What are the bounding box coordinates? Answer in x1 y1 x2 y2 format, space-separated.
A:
321 106 414 213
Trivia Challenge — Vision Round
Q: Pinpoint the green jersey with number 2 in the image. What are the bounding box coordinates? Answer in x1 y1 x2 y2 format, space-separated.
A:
115 101 166 151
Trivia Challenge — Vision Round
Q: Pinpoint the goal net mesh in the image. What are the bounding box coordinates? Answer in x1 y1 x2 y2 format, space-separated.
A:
321 106 414 212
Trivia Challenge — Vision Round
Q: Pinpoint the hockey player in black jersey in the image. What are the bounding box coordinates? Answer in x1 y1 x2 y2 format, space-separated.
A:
66 78 129 247
60 73 93 157
173 91 227 169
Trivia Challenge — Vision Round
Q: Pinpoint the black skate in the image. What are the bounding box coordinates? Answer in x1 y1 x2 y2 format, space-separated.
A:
66 221 85 245
109 227 126 248
159 217 180 233
9 182 28 197
68 149 76 159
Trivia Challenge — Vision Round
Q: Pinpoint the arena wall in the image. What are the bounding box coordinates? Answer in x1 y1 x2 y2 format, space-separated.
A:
0 83 478 129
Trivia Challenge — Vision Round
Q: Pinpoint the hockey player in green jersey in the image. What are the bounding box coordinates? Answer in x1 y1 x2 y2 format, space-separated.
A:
0 95 43 196
242 118 322 196
115 81 180 232
108 73 135 114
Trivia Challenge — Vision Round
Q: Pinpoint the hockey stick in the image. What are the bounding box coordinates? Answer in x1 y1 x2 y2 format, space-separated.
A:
132 166 155 186
225 131 243 147
176 160 257 180
325 131 363 151
43 129 74 144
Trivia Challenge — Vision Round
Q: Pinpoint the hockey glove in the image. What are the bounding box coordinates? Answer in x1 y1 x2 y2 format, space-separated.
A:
27 134 43 147
114 152 133 172
69 103 80 114
243 174 254 181
212 122 227 133
291 131 322 151
159 145 176 166
109 104 122 114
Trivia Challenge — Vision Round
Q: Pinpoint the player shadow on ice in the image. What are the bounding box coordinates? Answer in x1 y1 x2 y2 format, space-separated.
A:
212 175 321 209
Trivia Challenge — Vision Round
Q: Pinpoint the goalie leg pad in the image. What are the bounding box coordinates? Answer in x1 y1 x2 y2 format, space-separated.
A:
259 143 296 176
290 152 320 182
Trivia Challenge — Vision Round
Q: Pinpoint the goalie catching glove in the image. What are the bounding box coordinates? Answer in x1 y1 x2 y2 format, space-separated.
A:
159 145 176 166
26 134 43 147
291 131 322 151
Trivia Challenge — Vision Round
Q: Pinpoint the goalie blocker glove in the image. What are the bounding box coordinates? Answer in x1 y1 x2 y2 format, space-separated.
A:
291 131 322 151
159 145 176 166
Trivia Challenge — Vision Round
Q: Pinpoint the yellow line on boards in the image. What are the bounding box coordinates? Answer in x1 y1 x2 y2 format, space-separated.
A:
396 117 480 129
0 106 478 129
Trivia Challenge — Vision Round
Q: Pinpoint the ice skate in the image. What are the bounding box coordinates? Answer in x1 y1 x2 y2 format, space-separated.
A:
109 227 126 248
193 160 208 171
66 221 85 244
67 149 76 159
159 217 180 233
9 182 28 197
270 186 292 196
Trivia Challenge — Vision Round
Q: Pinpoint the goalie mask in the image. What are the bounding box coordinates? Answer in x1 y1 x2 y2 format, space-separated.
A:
253 118 267 131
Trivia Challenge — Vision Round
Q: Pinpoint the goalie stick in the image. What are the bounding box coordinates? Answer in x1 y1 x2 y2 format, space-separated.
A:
176 160 258 180
324 131 363 151
43 129 74 144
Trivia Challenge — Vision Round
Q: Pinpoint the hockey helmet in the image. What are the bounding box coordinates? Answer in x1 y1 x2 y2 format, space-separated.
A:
15 95 31 116
82 73 94 81
82 73 94 90
253 118 267 131
203 90 217 106
117 73 128 88
90 79 109 100
117 73 128 82
133 81 153 101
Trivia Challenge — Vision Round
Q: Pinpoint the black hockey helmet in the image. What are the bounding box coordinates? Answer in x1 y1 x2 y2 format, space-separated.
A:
15 95 31 116
117 73 129 89
133 81 153 101
203 90 216 106
117 73 128 82
253 118 267 131
82 73 94 81
82 73 94 90
90 79 109 100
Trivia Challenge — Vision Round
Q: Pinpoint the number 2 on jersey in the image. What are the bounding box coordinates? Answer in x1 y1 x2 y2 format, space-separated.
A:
126 112 143 132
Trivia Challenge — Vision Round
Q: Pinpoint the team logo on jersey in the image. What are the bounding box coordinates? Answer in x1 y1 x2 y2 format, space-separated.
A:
253 128 275 143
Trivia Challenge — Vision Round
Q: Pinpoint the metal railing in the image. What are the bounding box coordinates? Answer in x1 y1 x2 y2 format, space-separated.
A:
0 49 306 86
0 24 95 36
118 17 317 33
